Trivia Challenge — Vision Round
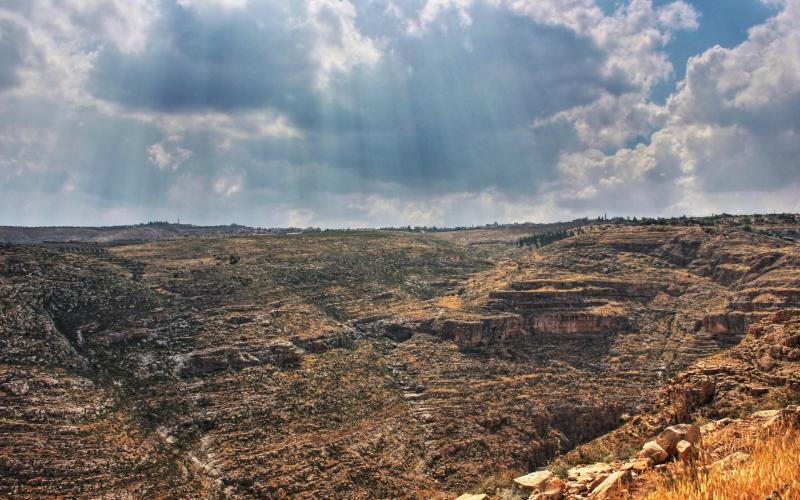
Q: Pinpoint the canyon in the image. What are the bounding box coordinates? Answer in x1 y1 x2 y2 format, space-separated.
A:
1 214 798 498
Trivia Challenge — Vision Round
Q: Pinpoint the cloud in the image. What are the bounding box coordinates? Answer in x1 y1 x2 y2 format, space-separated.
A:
87 0 381 117
0 0 797 227
408 0 475 35
657 1 699 31
146 110 303 152
537 92 668 150
177 0 248 10
0 18 29 91
88 3 312 114
212 168 244 197
550 0 800 215
147 138 193 170
304 0 382 88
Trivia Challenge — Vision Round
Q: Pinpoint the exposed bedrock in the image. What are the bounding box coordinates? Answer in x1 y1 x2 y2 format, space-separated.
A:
290 329 356 353
441 278 640 346
650 309 800 425
440 315 526 346
731 288 800 311
438 312 626 346
528 312 628 335
701 312 748 337
174 340 304 377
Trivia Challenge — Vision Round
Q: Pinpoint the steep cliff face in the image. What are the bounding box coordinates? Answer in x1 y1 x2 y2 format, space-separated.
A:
732 288 800 311
534 307 800 499
528 312 627 335
438 312 626 346
701 312 748 337
663 309 800 421
440 315 526 346
439 278 644 346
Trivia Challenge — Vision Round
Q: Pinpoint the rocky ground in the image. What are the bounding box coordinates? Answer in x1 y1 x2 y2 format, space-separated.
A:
1 215 798 498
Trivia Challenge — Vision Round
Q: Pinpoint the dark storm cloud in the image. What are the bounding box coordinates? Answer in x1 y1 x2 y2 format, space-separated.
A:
89 0 621 196
327 5 623 185
138 3 616 195
0 19 28 91
90 2 319 116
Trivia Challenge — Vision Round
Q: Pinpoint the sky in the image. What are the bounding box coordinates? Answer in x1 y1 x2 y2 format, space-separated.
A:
0 0 798 228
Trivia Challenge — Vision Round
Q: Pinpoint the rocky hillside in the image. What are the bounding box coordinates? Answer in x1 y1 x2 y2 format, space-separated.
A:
450 222 800 498
464 308 800 499
1 216 798 498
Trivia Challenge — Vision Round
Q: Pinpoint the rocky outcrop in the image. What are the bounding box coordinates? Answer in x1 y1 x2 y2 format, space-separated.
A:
175 341 304 377
480 409 795 500
654 423 701 457
513 471 567 500
528 313 627 335
438 311 625 346
731 289 800 311
702 312 747 336
440 315 526 346
444 277 647 346
513 470 553 492
291 329 355 353
659 373 717 424
590 470 632 499
637 441 668 464
657 309 800 423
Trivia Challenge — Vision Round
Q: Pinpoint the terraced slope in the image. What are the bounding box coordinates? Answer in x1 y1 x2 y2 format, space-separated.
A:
1 220 798 498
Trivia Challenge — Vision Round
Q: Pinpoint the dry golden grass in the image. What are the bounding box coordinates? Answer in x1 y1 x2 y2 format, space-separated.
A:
434 295 463 309
643 426 800 500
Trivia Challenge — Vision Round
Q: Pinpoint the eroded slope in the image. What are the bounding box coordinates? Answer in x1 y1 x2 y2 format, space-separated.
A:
1 221 798 498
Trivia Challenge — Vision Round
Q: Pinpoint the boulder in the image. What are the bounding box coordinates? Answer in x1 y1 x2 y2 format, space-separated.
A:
588 473 610 491
539 478 565 500
455 494 488 500
590 470 632 499
637 441 668 464
752 409 781 419
621 458 652 475
676 440 697 463
514 470 553 492
567 462 614 484
566 482 588 496
716 417 735 427
656 423 701 456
